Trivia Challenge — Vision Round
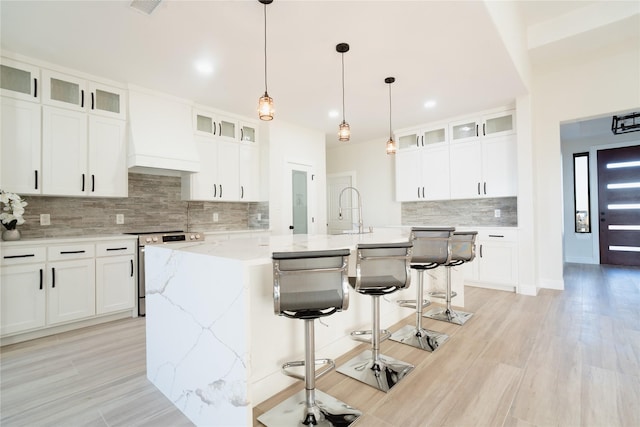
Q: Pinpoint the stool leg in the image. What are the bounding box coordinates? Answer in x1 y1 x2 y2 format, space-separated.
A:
257 318 362 427
336 295 414 392
424 265 473 325
390 269 449 351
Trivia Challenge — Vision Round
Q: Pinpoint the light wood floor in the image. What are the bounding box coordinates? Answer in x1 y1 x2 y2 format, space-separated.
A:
2 263 639 427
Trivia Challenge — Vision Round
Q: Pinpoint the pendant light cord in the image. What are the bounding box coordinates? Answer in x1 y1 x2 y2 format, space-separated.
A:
263 2 268 94
341 53 346 122
388 82 393 139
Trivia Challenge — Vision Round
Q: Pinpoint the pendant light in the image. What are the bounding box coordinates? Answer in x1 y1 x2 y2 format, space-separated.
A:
385 77 397 154
257 0 274 121
336 43 350 142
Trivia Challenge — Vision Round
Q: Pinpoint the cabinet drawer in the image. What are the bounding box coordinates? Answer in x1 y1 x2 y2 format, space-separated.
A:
477 229 518 242
1 247 46 265
47 244 94 261
96 240 136 257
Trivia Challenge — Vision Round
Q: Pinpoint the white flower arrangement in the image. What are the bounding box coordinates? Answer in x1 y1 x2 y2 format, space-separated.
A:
0 190 28 230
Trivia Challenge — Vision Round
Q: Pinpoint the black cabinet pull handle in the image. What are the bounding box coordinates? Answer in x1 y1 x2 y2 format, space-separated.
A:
417 187 420 198
479 244 483 258
483 182 487 195
106 247 127 251
219 184 223 198
213 184 217 198
60 250 85 254
416 136 419 147
4 254 35 259
52 267 56 288
476 124 479 137
34 78 38 98
92 174 95 192
483 123 486 136
240 128 244 141
488 234 505 238
477 182 481 195
82 174 85 191
81 90 84 108
35 170 38 190
422 187 425 198
91 92 95 110
130 259 134 277
241 186 244 199
213 121 217 136
39 268 43 290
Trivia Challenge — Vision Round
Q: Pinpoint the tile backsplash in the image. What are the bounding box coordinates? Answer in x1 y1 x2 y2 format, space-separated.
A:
14 173 269 239
402 197 517 227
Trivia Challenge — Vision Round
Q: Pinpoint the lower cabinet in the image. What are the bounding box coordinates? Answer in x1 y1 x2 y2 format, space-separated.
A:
0 237 137 341
462 229 518 288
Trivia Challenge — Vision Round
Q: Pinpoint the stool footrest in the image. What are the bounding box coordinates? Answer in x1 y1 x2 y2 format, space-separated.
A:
281 358 335 381
350 329 391 343
397 299 431 310
427 291 457 299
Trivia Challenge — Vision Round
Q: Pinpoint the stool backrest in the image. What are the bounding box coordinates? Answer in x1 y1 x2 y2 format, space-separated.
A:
409 227 455 266
450 231 478 264
272 249 351 319
353 242 413 294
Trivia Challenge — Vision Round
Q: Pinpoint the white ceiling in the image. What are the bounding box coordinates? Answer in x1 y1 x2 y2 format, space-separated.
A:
1 1 637 146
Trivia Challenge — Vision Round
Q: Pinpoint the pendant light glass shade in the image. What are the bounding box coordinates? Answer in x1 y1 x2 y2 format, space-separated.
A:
258 92 274 121
339 120 351 142
385 77 397 155
336 43 350 142
258 0 274 121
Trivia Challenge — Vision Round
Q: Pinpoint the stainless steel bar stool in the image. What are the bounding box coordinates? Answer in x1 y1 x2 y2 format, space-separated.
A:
390 227 453 352
424 231 478 325
257 249 361 427
336 242 415 392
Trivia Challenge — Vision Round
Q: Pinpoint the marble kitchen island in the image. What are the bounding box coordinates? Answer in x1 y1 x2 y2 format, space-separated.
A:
144 228 466 426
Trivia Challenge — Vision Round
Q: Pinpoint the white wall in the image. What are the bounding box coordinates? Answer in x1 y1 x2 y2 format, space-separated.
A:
265 120 327 235
326 139 401 228
532 41 640 289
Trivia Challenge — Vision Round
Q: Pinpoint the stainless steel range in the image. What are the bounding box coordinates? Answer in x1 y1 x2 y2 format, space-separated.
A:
129 230 204 316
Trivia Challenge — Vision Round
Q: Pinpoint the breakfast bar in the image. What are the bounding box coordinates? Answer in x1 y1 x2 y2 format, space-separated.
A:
144 228 466 426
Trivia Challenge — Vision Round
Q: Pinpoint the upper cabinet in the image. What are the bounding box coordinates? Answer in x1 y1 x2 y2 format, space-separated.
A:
0 58 40 102
449 109 515 143
396 123 447 151
194 109 238 141
41 70 127 120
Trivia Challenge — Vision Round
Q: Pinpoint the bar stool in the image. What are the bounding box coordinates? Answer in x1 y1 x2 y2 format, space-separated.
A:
390 227 454 351
424 231 478 325
336 241 415 392
257 249 361 427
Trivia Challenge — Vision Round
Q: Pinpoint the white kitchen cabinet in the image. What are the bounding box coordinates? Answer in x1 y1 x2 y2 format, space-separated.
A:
240 122 258 144
41 69 126 120
42 105 127 197
95 240 136 315
0 247 47 335
395 144 450 201
0 57 40 102
462 229 518 288
449 134 517 199
182 136 240 201
396 123 447 151
1 97 42 194
449 109 515 143
46 243 95 325
193 108 238 141
239 143 261 201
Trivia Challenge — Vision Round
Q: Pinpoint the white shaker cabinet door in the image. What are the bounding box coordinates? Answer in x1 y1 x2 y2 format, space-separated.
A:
47 258 96 325
1 97 42 194
88 115 127 197
449 141 482 199
96 255 135 314
239 143 260 201
422 145 450 200
481 135 517 197
216 140 240 200
395 149 422 201
0 264 46 335
42 106 88 196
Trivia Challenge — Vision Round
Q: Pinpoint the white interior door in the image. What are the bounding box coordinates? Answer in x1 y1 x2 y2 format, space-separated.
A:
285 163 315 235
327 173 354 234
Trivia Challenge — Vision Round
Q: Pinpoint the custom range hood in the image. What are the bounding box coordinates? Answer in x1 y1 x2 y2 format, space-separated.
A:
127 85 200 175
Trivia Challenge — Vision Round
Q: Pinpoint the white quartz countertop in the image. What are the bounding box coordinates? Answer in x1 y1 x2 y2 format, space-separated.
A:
157 227 413 266
0 234 138 247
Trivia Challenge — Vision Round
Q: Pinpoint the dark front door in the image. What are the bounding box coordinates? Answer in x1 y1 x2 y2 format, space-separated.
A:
597 145 640 266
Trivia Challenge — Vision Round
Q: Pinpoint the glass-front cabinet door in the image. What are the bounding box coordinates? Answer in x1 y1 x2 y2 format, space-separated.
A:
217 115 237 141
450 118 480 143
482 110 515 138
0 58 40 102
88 82 126 120
194 110 215 137
42 69 86 112
240 122 258 144
422 124 447 146
396 130 420 150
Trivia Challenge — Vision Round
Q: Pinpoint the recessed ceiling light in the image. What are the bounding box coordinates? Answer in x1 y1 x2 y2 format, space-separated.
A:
424 100 437 109
328 110 339 118
195 60 213 75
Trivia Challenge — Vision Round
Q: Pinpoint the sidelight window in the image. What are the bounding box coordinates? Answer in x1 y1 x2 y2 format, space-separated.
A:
573 152 591 233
